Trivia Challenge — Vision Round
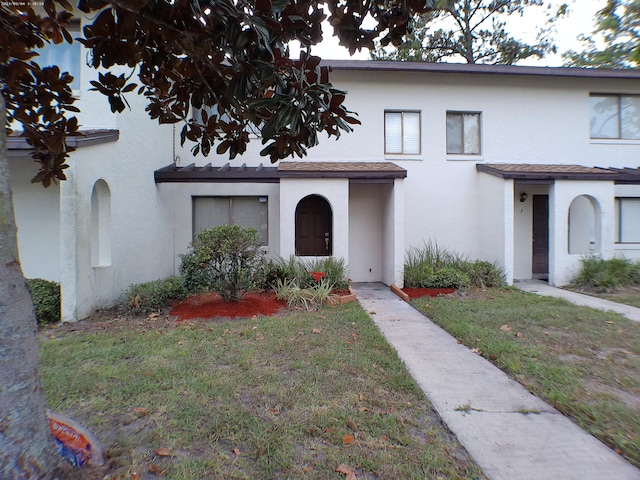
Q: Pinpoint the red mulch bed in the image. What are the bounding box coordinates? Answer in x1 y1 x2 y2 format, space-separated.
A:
402 287 456 299
169 291 287 321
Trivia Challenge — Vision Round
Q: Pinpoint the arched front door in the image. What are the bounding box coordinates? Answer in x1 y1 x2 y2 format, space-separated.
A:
295 195 332 256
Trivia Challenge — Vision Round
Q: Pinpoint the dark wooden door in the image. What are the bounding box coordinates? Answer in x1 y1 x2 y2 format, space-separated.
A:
295 196 332 256
532 195 549 276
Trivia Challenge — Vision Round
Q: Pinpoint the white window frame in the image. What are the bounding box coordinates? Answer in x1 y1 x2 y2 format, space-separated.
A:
192 104 261 137
615 197 640 243
192 196 269 245
446 111 482 155
384 110 421 155
589 94 640 141
35 22 81 92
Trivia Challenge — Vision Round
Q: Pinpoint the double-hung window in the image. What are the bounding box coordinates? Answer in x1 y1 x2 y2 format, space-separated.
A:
446 111 481 155
35 24 81 91
193 104 261 136
615 198 640 243
590 94 640 140
193 196 269 244
384 111 421 155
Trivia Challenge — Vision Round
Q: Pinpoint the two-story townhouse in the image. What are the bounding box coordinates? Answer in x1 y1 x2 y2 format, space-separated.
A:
157 60 640 291
11 59 640 321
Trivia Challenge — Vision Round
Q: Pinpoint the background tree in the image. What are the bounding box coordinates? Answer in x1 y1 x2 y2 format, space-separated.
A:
1 0 439 476
564 0 640 68
371 0 567 64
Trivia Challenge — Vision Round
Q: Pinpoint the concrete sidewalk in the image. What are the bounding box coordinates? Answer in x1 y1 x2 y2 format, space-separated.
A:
515 279 640 322
351 283 640 480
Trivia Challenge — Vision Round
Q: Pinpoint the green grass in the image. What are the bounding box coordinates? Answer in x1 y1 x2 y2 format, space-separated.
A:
40 303 484 479
411 288 640 467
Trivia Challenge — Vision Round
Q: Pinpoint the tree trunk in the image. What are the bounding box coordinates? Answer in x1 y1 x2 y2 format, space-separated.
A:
0 98 64 478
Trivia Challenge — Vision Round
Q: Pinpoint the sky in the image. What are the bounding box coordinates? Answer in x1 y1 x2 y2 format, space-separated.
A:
297 0 606 66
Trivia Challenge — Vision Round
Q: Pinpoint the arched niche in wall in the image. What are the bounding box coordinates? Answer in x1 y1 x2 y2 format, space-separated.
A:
568 195 601 255
295 195 333 256
91 179 112 267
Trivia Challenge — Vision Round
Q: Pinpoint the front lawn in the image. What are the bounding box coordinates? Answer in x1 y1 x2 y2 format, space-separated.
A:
411 288 640 467
40 303 484 480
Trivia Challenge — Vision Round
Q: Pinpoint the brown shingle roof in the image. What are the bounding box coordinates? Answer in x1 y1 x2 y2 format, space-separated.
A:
324 60 640 80
476 163 620 181
277 161 406 179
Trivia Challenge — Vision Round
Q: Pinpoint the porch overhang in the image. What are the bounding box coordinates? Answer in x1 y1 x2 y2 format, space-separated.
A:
477 163 640 184
476 164 621 183
154 162 279 183
8 129 120 157
154 161 407 184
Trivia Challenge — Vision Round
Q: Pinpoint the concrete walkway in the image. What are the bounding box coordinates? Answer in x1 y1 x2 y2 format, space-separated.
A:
351 283 640 480
515 279 640 322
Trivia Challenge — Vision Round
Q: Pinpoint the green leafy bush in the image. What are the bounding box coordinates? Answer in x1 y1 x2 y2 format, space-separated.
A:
460 260 505 288
574 256 640 291
180 225 267 301
121 276 188 315
27 278 60 324
405 241 465 288
405 241 505 289
420 267 470 289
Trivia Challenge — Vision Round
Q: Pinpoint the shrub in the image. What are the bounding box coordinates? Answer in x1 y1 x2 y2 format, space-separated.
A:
274 255 349 290
405 241 465 288
121 276 188 315
180 225 267 301
460 260 505 288
405 241 505 289
27 278 61 324
420 267 470 289
574 256 640 291
274 277 334 310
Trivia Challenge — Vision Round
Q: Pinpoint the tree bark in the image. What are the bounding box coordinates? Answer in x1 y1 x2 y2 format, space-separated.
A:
0 98 64 478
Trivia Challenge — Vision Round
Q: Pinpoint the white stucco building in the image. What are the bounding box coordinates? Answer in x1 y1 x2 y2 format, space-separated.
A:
9 59 640 321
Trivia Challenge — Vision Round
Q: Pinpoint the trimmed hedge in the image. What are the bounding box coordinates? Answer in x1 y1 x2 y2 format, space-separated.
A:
27 278 61 324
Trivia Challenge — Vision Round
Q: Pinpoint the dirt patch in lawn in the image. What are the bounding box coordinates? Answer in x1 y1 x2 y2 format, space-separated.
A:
169 291 288 321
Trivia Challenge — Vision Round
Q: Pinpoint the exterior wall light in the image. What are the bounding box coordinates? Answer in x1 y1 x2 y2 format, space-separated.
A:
520 192 528 203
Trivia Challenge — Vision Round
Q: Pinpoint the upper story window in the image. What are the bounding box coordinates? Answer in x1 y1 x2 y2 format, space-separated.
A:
590 94 640 140
384 111 421 155
193 104 261 136
446 111 481 155
35 24 81 91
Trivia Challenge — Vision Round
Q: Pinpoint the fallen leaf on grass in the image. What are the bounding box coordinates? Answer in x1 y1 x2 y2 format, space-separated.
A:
368 310 376 314
132 407 149 415
516 332 524 338
148 313 160 319
499 324 512 332
256 333 264 341
155 447 171 457
342 433 355 445
148 463 166 476
470 348 482 355
232 448 241 456
336 463 357 479
312 328 322 334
